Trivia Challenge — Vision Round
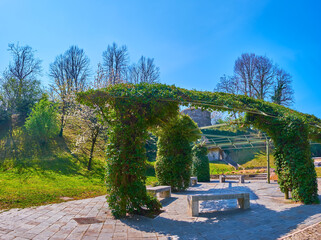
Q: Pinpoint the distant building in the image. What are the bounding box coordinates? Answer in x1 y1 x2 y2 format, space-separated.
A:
181 107 224 161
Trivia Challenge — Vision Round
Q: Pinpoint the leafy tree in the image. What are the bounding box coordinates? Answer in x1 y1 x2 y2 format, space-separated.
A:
0 93 8 122
24 95 60 145
1 43 42 121
155 114 201 191
1 77 42 121
192 143 210 182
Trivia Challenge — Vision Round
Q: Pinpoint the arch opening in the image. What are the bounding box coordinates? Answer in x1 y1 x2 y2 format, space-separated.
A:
78 83 320 217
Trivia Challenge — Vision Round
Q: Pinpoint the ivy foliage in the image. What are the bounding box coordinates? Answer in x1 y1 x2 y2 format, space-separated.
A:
154 114 201 191
77 83 321 216
78 83 179 218
192 143 210 182
247 114 319 203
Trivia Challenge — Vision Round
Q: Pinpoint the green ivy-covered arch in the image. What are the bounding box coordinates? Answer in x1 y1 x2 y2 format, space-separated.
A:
77 83 321 217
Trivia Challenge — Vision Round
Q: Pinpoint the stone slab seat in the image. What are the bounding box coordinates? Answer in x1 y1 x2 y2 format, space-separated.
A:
146 186 171 198
187 193 250 216
219 174 245 183
190 177 198 187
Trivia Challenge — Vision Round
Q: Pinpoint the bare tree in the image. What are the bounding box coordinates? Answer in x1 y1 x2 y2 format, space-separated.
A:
102 43 129 85
4 43 42 82
271 68 294 106
49 45 91 137
215 75 240 95
234 53 257 97
64 46 90 92
252 56 275 100
217 53 294 105
93 63 107 89
128 56 160 84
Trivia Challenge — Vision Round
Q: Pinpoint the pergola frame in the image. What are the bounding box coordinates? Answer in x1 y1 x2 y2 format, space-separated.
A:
78 83 321 217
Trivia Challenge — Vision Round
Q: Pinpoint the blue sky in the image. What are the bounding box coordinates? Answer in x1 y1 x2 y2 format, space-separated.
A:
1 0 321 117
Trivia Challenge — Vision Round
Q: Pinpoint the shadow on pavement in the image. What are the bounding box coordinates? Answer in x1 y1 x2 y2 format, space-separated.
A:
121 185 321 240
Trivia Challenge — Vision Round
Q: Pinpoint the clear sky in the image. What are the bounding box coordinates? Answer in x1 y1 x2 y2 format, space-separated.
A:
0 0 320 117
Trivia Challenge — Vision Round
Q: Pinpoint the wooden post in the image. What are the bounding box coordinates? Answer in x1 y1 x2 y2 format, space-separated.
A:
266 140 270 184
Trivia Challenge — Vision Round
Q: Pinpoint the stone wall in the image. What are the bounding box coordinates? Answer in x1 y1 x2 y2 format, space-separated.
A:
181 108 211 127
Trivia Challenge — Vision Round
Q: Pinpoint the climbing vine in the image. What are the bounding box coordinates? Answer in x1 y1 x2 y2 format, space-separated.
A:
77 83 321 217
247 114 318 203
192 143 210 182
155 114 201 191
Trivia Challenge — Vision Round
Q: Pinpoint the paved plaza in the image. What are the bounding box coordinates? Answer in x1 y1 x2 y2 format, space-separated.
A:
1 180 321 240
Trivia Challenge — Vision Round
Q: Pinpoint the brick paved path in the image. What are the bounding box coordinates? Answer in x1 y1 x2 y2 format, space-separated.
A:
279 221 321 240
1 180 321 240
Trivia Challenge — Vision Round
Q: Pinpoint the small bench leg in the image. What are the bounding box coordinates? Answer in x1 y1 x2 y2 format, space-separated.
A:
237 196 250 209
219 175 225 183
237 197 244 208
243 195 250 209
239 176 244 183
188 199 199 216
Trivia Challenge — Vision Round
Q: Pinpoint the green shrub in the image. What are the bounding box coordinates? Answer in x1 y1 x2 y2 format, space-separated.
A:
24 96 59 145
155 115 201 191
192 143 210 182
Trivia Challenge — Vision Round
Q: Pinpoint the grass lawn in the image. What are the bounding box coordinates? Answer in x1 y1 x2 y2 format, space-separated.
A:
0 170 106 210
0 157 159 210
0 152 107 210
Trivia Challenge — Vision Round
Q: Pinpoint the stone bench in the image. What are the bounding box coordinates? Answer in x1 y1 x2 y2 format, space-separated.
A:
146 186 171 198
187 193 250 216
219 174 245 183
190 177 198 187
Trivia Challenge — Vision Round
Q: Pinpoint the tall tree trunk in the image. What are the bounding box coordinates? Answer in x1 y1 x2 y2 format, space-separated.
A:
8 115 18 161
88 128 99 171
59 102 66 137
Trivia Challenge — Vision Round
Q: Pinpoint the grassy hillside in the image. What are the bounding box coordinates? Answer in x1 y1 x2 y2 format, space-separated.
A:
0 117 107 210
0 116 161 210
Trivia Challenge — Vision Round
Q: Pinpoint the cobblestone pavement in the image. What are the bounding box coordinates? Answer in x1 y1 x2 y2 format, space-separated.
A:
1 180 321 240
279 221 321 240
